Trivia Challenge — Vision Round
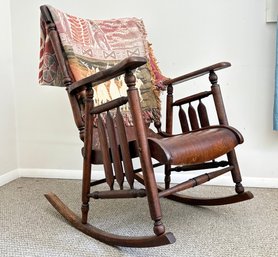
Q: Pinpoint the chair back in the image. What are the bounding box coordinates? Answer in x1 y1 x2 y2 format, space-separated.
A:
39 5 165 140
40 5 86 139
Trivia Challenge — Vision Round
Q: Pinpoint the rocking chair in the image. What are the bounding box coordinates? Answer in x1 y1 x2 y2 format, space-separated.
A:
39 5 253 247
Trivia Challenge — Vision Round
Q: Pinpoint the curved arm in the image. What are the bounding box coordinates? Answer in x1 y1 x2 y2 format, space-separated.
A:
163 62 231 86
68 56 147 94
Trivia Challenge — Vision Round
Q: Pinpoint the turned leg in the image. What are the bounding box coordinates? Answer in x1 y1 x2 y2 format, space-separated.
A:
227 150 244 194
210 72 244 195
164 164 171 189
125 70 165 236
81 86 94 224
81 156 91 224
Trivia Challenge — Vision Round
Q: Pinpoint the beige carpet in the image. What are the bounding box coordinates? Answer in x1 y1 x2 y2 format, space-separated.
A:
0 178 277 257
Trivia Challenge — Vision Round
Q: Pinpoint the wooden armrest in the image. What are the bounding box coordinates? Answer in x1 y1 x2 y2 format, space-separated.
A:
172 91 212 106
163 62 231 86
68 56 147 94
90 96 128 114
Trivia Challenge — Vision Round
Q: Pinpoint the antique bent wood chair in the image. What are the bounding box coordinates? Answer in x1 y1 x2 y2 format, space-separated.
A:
39 5 253 247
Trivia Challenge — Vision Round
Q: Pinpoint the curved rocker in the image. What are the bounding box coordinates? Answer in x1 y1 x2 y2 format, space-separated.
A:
157 186 254 206
135 174 254 206
44 192 176 248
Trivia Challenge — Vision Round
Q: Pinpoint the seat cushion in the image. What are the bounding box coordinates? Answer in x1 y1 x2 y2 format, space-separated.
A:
148 126 243 165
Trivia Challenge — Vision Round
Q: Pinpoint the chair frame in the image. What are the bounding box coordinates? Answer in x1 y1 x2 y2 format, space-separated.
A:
40 5 253 248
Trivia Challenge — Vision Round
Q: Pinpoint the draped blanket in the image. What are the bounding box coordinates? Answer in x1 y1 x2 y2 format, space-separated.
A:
39 5 166 125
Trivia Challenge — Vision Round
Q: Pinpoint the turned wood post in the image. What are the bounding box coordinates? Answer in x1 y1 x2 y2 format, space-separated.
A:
164 84 174 189
43 14 85 141
81 85 94 223
125 70 165 236
166 84 174 134
209 70 244 193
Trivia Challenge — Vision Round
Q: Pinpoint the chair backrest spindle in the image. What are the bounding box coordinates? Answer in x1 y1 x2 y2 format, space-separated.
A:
197 100 210 127
106 111 124 189
115 107 135 189
188 103 200 130
97 114 114 190
178 106 190 133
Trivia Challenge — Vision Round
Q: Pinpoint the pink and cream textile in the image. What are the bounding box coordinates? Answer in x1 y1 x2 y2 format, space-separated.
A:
39 5 166 124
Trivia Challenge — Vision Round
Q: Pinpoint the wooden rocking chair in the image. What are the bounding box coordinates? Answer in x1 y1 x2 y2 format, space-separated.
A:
40 5 253 247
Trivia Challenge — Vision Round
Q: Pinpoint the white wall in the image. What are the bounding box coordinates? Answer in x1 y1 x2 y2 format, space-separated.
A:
8 0 278 183
0 0 17 177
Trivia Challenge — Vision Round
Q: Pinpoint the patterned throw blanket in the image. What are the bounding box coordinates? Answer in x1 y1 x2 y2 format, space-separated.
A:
39 5 166 125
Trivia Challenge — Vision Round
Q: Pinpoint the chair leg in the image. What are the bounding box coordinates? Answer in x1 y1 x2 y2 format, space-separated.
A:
227 150 244 194
81 159 91 224
81 86 94 224
137 136 165 236
125 69 165 236
164 164 171 189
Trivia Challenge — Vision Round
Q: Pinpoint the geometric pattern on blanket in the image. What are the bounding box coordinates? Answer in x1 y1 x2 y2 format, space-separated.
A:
39 5 167 125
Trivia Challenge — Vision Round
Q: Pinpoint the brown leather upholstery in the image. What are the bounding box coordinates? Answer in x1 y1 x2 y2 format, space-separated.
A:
148 126 243 165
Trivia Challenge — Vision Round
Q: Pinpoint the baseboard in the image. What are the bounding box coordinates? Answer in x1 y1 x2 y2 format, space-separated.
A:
19 168 84 180
1 168 278 188
19 168 278 189
0 169 20 187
